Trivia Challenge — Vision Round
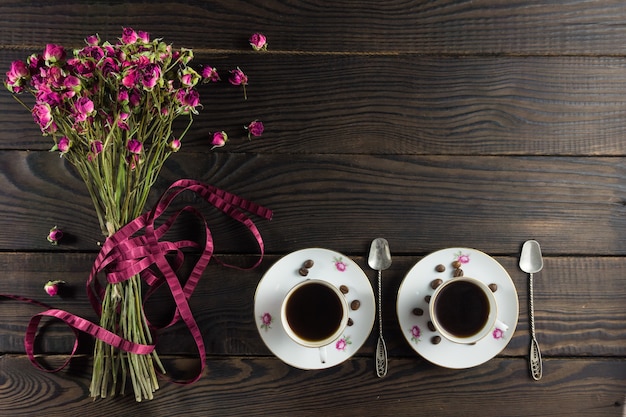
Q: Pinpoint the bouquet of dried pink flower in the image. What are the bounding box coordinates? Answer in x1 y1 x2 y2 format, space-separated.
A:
5 28 265 401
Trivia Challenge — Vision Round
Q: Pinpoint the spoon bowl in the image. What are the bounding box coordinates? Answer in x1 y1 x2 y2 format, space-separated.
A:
520 240 543 274
368 238 392 271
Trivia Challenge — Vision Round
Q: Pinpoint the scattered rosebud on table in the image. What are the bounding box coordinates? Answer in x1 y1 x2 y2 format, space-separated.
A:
210 131 228 149
246 120 264 139
249 33 268 51
44 280 65 296
47 226 63 245
229 67 248 99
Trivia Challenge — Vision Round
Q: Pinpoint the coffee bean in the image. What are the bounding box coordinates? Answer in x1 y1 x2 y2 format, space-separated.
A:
452 260 461 269
489 283 498 292
298 267 309 276
427 321 436 332
453 268 464 277
350 300 361 310
435 264 446 272
424 295 431 303
431 335 441 345
412 308 424 316
340 285 349 294
430 278 443 289
347 318 354 326
303 259 314 268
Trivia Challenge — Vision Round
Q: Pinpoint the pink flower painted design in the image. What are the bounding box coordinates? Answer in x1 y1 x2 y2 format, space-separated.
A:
260 312 273 331
410 325 421 343
335 335 351 351
454 251 471 264
333 257 348 272
492 327 505 340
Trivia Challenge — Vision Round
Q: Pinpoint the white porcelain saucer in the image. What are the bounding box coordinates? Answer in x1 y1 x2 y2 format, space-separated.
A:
254 248 375 370
397 248 519 369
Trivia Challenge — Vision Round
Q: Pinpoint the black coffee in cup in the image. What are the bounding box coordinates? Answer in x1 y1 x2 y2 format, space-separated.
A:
433 280 490 338
285 281 344 342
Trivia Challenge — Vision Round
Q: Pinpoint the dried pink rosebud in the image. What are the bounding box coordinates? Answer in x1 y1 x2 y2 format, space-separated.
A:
228 67 248 86
137 30 150 43
44 280 65 296
73 97 94 122
210 131 228 149
57 136 71 154
121 27 138 44
127 138 142 154
229 67 248 100
201 66 220 82
170 138 181 152
5 60 29 93
47 226 63 244
85 34 100 46
91 140 103 155
249 33 268 51
43 44 66 64
33 103 54 132
245 120 264 139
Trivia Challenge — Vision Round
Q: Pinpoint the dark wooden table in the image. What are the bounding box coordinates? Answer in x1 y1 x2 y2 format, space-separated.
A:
1 1 625 416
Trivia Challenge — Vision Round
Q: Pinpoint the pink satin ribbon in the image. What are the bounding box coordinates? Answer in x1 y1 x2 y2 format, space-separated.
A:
2 179 272 384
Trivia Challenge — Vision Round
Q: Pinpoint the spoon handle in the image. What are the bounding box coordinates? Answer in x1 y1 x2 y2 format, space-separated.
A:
376 336 388 377
530 337 542 380
376 270 388 377
529 273 543 380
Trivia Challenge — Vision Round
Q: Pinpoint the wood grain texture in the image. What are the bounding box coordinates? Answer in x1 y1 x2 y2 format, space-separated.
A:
1 151 626 254
1 0 626 55
0 355 624 417
3 53 626 155
1 0 625 414
2 253 625 358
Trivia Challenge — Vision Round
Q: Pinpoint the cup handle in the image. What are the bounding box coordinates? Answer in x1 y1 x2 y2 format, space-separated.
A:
319 346 327 364
496 319 508 331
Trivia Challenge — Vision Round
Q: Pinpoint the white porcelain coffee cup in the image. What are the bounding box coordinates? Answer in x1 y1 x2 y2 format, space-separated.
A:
429 277 506 344
281 279 349 361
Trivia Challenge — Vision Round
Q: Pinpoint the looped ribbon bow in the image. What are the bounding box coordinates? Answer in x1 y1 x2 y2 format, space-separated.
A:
2 179 273 384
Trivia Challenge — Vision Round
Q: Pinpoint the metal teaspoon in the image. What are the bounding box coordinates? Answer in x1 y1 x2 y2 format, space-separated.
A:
368 238 392 377
519 240 544 380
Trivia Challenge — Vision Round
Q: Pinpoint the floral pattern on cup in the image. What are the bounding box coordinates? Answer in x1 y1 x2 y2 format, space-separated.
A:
492 327 505 340
336 335 352 351
259 312 273 331
333 256 348 272
454 251 471 264
410 325 421 343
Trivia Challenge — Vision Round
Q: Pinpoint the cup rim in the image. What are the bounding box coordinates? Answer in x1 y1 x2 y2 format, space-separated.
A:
280 279 349 348
428 276 498 344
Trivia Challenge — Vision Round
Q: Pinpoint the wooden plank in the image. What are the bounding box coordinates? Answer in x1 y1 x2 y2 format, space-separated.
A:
1 151 625 254
2 53 626 155
1 1 626 55
0 355 624 416
1 253 625 357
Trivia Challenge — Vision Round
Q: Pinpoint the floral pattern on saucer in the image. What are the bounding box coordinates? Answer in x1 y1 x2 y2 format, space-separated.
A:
397 247 519 369
254 248 375 370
